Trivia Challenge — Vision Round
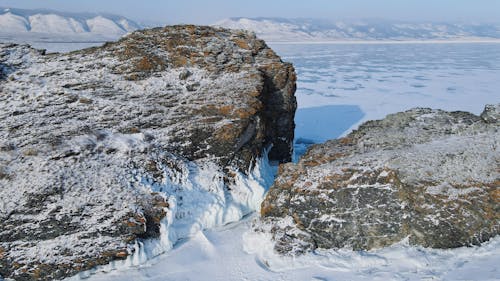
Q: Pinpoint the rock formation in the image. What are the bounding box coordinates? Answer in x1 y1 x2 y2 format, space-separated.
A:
0 25 296 280
261 105 499 254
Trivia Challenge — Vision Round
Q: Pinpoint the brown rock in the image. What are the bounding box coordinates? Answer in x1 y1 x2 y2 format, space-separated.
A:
260 105 499 254
0 25 296 280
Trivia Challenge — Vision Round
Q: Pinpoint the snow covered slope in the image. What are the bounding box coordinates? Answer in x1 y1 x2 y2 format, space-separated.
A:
215 17 500 42
0 7 141 44
68 216 500 281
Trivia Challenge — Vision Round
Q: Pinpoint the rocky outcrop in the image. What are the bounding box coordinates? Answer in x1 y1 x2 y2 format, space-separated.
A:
261 105 499 254
0 25 296 280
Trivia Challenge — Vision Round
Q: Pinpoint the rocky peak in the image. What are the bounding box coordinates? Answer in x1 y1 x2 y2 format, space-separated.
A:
77 24 298 167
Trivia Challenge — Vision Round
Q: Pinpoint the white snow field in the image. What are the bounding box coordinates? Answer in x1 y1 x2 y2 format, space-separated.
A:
70 215 500 281
61 42 500 281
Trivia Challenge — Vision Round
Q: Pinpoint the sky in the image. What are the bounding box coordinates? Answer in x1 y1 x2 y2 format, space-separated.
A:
0 0 499 25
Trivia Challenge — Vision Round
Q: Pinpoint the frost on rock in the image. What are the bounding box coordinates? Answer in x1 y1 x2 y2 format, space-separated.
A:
260 106 499 254
0 25 296 280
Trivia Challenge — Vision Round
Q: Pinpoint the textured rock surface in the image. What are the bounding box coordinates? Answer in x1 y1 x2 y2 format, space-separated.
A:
0 25 296 280
261 105 499 254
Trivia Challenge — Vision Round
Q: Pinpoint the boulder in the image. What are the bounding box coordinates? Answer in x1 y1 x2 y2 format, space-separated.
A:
261 105 499 254
0 25 296 280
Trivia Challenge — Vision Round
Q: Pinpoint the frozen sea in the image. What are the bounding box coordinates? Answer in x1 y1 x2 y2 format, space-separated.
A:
268 43 500 157
57 42 500 281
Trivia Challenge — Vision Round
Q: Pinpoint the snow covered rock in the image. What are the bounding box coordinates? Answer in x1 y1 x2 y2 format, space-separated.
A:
0 25 296 280
260 105 499 254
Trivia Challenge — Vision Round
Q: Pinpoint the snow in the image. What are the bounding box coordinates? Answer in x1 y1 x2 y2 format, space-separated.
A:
117 18 140 33
0 10 137 36
67 215 500 281
0 12 29 32
63 149 276 280
390 133 499 184
0 8 142 52
244 225 500 281
426 183 481 200
29 14 86 34
86 16 126 35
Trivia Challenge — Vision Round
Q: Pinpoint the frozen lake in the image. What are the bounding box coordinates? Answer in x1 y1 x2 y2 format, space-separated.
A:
268 43 500 156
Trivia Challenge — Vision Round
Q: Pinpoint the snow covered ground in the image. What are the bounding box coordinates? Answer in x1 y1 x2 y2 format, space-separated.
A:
70 214 500 281
3 40 497 280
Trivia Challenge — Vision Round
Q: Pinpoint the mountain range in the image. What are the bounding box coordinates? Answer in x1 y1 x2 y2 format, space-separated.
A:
1 8 500 44
0 8 141 42
215 17 500 42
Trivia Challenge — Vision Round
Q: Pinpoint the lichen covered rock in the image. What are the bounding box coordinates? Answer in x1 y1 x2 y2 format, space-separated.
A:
0 25 296 280
261 105 499 254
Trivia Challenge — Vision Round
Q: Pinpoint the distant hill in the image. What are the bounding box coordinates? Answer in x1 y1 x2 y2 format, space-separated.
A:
215 17 500 42
3 9 500 45
0 7 142 42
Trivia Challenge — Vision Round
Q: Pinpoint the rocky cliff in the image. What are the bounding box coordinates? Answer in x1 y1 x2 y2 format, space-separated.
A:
0 25 296 280
261 105 499 254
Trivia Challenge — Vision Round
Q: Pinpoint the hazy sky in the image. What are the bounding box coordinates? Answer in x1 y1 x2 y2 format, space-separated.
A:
1 0 499 24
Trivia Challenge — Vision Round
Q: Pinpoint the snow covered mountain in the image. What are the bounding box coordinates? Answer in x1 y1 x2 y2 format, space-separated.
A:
215 17 500 42
0 7 142 42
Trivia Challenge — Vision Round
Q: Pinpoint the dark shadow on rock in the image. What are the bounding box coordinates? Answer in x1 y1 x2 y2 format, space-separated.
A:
0 63 6 81
294 105 364 160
